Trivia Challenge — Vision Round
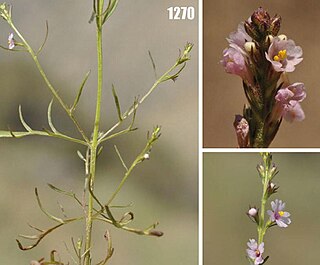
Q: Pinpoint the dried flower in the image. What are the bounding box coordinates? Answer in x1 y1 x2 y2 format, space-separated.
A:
246 239 265 265
8 32 14 49
266 37 303 72
267 199 291 228
233 115 249 147
282 102 305 122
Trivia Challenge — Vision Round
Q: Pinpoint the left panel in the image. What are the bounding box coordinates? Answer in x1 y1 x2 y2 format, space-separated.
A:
0 1 198 264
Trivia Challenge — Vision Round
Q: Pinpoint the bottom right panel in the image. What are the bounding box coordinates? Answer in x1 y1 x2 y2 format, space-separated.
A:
204 152 319 265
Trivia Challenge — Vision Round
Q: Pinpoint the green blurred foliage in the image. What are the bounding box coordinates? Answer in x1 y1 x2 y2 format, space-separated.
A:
204 153 320 265
0 0 198 264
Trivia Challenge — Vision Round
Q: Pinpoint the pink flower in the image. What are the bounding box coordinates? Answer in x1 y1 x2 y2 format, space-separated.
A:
227 22 252 51
246 239 264 265
267 199 291 228
275 82 306 103
274 82 306 122
221 47 248 79
266 37 303 72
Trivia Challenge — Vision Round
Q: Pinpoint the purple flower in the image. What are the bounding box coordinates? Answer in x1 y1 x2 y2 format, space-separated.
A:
8 33 15 49
246 239 264 265
267 199 291 228
233 115 249 147
227 22 252 51
266 37 303 72
274 82 306 122
221 47 248 78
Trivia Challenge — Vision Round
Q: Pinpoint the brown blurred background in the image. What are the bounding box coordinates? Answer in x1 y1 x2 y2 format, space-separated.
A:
204 153 320 265
0 1 198 264
204 0 320 147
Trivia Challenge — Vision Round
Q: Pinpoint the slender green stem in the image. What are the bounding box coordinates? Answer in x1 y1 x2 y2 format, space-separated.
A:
9 22 90 144
106 127 160 206
84 1 104 264
258 181 268 243
98 62 179 143
258 153 271 244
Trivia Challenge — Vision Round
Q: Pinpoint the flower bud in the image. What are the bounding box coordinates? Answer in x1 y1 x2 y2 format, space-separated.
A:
269 163 278 178
245 7 282 42
256 163 264 176
270 15 282 36
143 153 150 160
267 181 279 196
247 206 259 223
251 7 270 30
265 34 274 44
277 34 287 41
248 207 258 217
244 41 257 53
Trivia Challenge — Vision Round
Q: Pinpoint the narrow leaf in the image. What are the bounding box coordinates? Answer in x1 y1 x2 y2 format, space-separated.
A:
114 145 128 171
162 62 186 82
102 0 119 24
47 183 76 198
18 105 32 132
76 150 86 162
148 50 157 79
35 188 64 223
36 20 49 55
70 70 91 112
112 84 122 121
47 99 59 133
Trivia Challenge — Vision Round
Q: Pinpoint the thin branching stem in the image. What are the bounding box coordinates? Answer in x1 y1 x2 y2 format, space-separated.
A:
98 61 180 144
8 22 90 144
84 0 105 264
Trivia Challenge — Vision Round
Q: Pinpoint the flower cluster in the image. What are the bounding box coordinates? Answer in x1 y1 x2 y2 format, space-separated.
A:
221 8 306 147
246 153 291 265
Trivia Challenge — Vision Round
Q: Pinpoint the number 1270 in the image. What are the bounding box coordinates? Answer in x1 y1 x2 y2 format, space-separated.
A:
167 6 195 20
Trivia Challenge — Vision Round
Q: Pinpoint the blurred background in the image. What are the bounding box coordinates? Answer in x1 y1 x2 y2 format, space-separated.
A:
204 0 320 147
0 1 198 264
204 153 320 265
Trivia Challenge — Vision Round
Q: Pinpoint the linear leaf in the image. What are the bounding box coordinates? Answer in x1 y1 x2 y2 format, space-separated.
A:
18 105 32 132
102 0 119 24
36 20 49 55
70 70 91 112
47 99 59 133
148 50 157 79
112 84 122 121
35 188 64 224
